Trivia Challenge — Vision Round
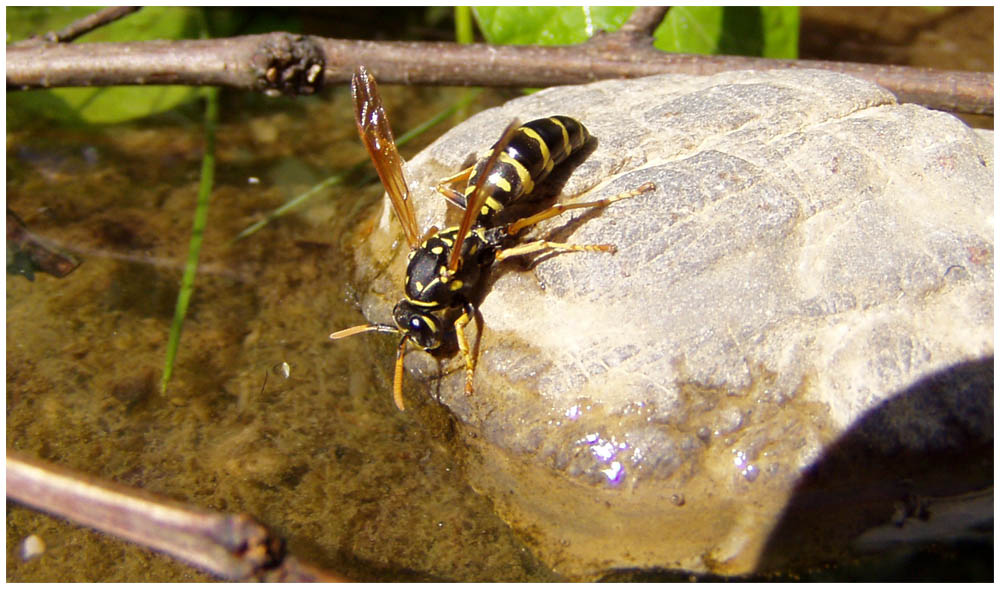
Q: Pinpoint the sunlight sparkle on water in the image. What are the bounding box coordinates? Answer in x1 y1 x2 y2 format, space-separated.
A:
577 432 630 486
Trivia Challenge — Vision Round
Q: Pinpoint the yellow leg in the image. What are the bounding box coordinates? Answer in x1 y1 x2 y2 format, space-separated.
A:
416 225 439 246
453 307 476 395
494 240 616 263
435 165 475 209
437 165 475 186
506 181 655 235
393 336 408 411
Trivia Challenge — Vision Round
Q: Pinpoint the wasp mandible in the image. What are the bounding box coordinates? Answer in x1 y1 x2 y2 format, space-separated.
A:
331 65 654 411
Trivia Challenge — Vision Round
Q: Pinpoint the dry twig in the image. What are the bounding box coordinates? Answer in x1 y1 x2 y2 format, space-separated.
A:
6 6 993 115
14 6 141 46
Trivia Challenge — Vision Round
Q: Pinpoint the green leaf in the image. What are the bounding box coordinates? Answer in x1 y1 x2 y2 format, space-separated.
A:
201 7 302 37
468 6 798 59
759 7 799 59
6 7 204 124
7 6 200 43
6 6 93 42
8 86 202 126
473 6 635 45
653 7 724 54
654 6 798 58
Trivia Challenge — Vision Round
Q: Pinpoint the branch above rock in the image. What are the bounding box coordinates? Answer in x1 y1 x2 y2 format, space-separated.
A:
6 31 993 115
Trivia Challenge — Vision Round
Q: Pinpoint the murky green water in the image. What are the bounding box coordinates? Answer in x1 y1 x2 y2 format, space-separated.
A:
6 80 560 581
7 6 992 582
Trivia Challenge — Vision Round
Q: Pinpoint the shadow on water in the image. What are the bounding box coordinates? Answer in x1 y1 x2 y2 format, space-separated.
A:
754 356 993 580
600 356 993 582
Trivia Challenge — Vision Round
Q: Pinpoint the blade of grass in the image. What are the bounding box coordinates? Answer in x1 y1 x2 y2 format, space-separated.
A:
231 171 353 242
453 7 477 124
231 87 483 243
394 88 482 148
454 6 474 44
161 85 219 393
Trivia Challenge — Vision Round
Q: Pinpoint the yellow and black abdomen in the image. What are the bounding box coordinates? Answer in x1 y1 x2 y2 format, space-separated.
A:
465 116 590 226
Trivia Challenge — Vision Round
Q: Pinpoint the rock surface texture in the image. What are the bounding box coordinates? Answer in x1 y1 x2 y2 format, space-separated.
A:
350 69 993 578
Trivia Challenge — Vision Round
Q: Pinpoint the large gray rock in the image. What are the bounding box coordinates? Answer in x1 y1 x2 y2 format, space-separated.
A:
348 69 993 578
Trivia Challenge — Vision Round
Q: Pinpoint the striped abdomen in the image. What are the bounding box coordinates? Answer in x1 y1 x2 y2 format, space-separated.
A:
465 116 590 226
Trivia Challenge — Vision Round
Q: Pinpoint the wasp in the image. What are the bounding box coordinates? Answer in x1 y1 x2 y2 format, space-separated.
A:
331 65 654 411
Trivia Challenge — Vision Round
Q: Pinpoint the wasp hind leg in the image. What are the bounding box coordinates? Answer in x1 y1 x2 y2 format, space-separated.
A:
494 240 617 263
495 183 655 261
505 181 655 236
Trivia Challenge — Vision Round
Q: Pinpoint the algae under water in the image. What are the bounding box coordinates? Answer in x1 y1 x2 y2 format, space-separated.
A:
6 81 555 581
7 5 992 581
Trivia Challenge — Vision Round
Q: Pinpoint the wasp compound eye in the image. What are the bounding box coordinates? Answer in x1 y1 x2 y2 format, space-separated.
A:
393 301 443 351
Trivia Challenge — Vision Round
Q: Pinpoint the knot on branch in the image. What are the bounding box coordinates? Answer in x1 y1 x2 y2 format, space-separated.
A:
250 33 324 97
225 513 287 578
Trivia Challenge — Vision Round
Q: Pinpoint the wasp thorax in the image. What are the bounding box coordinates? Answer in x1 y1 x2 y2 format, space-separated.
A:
393 299 443 350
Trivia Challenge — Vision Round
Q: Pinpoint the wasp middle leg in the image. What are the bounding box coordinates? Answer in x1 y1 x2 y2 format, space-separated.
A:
435 165 476 208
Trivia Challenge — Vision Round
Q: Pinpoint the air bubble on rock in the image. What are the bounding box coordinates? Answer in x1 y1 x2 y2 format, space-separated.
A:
20 534 44 561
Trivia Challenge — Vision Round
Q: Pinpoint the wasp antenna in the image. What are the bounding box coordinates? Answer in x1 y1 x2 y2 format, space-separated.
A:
330 323 399 340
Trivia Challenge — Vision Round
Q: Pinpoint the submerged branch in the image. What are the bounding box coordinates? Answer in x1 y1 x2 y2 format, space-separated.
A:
7 451 347 582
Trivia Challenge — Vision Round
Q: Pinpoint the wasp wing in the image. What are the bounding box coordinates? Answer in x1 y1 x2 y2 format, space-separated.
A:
447 120 520 272
351 65 421 249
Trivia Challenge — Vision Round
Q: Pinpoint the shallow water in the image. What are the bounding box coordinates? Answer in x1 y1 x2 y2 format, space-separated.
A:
6 6 992 582
6 82 559 581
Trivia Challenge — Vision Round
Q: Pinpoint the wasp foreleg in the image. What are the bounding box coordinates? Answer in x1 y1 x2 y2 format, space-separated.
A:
453 304 477 395
393 336 409 411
